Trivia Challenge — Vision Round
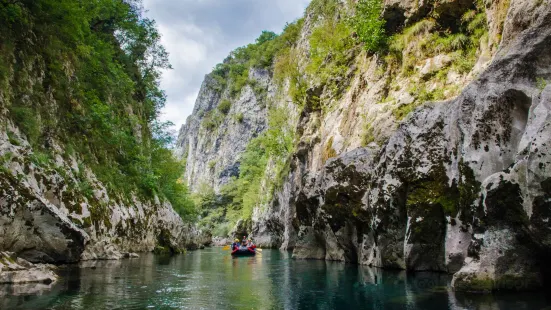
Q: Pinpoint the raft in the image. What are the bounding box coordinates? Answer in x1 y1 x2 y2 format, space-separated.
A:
231 246 256 256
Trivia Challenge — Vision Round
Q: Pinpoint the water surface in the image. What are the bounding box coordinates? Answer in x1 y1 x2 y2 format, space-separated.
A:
2 248 549 309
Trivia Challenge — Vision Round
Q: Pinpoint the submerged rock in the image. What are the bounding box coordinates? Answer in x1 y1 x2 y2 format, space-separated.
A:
123 252 139 258
0 252 57 284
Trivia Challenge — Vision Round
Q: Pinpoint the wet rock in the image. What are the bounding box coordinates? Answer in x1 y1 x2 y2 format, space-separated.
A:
122 252 139 259
81 240 123 260
0 252 57 284
211 237 230 247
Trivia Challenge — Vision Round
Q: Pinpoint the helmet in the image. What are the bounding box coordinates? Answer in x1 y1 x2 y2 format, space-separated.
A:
234 239 239 242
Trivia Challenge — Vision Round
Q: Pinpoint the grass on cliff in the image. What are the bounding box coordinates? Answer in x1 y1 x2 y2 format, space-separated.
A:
225 105 295 220
195 105 295 235
0 0 195 220
285 0 388 107
388 5 489 120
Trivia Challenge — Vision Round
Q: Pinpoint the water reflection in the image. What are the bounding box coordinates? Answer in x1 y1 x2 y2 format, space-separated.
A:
1 248 550 309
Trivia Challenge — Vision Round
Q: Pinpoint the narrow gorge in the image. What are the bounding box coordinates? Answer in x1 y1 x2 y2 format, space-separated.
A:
0 0 550 303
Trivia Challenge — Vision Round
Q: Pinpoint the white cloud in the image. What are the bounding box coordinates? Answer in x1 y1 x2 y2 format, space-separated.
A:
143 0 310 132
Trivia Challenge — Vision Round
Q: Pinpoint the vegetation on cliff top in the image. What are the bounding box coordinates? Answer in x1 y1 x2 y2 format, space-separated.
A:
0 0 194 219
209 21 304 96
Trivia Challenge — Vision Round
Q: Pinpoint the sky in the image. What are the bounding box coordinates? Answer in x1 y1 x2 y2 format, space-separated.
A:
142 0 311 132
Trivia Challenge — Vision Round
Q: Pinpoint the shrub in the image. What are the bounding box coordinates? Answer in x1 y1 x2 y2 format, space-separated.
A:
322 136 337 162
10 106 40 145
7 131 20 146
208 160 216 170
537 77 547 92
393 104 416 120
360 125 376 146
218 99 232 115
30 151 51 166
233 113 244 123
352 0 387 53
307 18 355 97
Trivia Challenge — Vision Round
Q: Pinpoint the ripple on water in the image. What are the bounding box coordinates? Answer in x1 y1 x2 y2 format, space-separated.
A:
1 248 550 309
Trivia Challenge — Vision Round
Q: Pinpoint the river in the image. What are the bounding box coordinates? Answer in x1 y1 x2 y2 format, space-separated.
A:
2 248 549 309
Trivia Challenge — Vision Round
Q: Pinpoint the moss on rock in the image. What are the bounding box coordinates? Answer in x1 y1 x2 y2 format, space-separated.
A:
484 179 528 228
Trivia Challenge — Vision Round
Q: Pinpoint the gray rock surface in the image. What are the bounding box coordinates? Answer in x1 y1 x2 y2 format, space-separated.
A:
175 68 272 192
0 252 57 284
0 121 207 263
252 0 551 292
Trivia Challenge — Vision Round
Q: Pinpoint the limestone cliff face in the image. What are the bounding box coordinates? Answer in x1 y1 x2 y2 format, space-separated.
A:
0 21 208 263
0 120 207 263
175 68 272 192
251 0 551 292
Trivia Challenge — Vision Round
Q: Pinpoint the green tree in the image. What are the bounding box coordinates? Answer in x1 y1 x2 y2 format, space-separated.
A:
351 0 387 53
0 0 194 220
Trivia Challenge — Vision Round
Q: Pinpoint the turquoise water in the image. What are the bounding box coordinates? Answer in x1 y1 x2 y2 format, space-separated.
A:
2 247 549 309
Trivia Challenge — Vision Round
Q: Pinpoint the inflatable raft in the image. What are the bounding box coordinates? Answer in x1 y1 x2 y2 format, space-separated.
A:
231 246 256 256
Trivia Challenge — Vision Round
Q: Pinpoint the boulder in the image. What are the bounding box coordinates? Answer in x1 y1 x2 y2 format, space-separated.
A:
0 252 57 284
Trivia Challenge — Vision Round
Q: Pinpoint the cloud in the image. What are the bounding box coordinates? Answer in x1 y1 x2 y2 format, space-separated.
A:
142 0 310 131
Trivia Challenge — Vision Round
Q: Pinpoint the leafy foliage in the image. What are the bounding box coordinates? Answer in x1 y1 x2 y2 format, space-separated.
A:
351 0 387 53
0 0 194 219
307 18 355 98
222 106 295 220
210 20 304 99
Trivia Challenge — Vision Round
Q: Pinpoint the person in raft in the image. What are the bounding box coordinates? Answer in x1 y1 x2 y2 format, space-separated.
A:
241 236 248 247
248 239 256 249
231 239 240 251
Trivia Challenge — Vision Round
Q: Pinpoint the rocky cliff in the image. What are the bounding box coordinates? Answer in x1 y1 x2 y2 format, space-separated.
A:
175 68 273 192
0 126 205 262
180 0 551 292
0 0 206 265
